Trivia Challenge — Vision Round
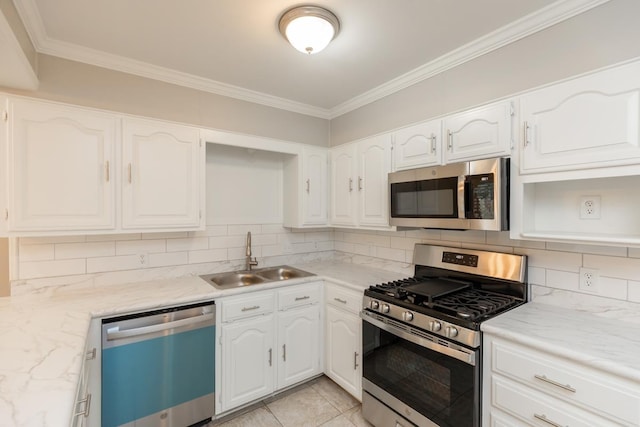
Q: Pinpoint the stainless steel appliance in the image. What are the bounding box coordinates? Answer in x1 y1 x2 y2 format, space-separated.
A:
361 244 527 427
101 301 216 427
388 158 509 231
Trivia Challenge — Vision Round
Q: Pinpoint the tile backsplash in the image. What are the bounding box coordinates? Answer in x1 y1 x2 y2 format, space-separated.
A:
11 224 334 294
10 225 640 317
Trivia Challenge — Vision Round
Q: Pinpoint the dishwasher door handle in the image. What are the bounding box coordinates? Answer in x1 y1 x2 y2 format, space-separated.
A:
106 313 215 341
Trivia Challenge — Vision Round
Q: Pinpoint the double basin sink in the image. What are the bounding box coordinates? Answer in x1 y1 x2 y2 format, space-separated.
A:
200 265 314 290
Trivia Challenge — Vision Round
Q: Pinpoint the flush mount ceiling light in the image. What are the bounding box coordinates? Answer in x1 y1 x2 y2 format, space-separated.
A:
279 5 340 55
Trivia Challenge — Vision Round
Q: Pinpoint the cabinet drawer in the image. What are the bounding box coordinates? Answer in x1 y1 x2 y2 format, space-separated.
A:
493 377 613 427
222 292 275 322
278 283 320 310
325 283 362 314
492 339 640 425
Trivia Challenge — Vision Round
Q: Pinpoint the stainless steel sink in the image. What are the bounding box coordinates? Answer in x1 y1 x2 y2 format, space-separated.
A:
257 266 314 281
200 265 314 290
207 272 267 288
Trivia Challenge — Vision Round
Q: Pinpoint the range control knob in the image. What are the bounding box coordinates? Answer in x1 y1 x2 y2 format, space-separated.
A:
445 326 459 338
429 320 442 332
403 311 414 322
370 300 380 310
381 304 390 314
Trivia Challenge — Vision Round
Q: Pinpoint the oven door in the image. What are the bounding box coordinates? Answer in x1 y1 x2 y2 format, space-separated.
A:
361 311 480 427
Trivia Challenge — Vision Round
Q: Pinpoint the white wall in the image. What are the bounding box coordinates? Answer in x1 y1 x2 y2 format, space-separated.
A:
330 0 640 145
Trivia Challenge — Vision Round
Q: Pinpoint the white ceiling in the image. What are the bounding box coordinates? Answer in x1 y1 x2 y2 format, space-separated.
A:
12 0 608 118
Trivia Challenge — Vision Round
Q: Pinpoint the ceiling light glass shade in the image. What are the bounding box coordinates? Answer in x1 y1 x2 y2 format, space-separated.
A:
279 6 340 55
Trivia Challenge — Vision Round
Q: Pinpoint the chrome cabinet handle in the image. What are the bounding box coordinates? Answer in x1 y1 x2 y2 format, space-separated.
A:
295 296 310 301
534 413 564 427
429 134 437 153
348 178 353 192
306 179 310 193
534 374 576 393
105 161 110 182
268 348 272 366
447 130 453 150
334 298 347 304
523 121 531 147
354 352 359 370
127 163 132 183
282 344 286 362
358 176 363 191
241 305 260 312
73 394 91 418
86 348 96 360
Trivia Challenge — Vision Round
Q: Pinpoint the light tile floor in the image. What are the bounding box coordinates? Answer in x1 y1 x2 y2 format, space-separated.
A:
209 376 373 427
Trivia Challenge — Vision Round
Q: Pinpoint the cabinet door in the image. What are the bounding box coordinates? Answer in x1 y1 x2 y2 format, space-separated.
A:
8 99 116 231
221 314 275 412
277 304 321 389
302 147 328 226
520 61 640 174
392 119 442 170
122 118 203 229
330 144 358 227
325 305 361 400
443 100 513 163
358 135 392 228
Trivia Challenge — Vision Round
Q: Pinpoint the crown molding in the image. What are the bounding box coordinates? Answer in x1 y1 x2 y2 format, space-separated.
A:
13 0 610 120
328 0 611 118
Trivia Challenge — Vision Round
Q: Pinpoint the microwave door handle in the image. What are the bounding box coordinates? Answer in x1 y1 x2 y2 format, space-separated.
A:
463 177 473 219
458 175 466 219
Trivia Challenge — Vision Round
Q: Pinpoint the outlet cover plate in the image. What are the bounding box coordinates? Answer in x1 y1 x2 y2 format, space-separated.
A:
579 267 599 292
580 196 601 219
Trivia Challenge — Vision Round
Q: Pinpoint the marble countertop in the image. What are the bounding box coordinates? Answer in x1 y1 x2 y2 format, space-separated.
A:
482 302 640 382
0 261 404 427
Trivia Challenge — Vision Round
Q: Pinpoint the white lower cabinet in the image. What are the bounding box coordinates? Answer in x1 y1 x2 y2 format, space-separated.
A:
220 313 275 412
324 283 362 400
217 282 322 414
277 304 321 388
483 333 640 427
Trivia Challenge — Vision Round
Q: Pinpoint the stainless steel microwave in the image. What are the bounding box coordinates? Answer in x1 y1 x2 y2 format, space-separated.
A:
388 158 509 231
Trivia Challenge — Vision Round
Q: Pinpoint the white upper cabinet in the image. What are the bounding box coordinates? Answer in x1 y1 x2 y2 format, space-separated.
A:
8 98 117 232
3 97 205 235
443 100 514 163
283 146 328 228
122 118 203 229
520 60 640 174
392 118 442 170
330 135 393 230
302 147 328 226
358 135 392 228
330 143 358 227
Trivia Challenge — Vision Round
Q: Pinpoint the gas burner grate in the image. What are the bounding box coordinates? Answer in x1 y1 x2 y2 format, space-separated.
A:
430 289 518 321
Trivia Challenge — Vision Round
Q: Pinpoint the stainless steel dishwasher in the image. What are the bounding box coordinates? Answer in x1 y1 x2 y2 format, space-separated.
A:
101 301 215 427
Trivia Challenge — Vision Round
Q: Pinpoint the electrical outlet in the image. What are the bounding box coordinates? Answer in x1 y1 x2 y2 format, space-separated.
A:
579 196 601 219
138 252 149 267
579 267 599 292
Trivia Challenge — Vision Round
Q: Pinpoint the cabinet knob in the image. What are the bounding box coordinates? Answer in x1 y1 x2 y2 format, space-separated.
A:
306 179 310 193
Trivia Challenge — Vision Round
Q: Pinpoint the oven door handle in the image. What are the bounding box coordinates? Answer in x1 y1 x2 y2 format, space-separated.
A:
361 311 477 366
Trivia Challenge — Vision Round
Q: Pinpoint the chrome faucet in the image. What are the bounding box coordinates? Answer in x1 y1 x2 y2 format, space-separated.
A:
245 231 258 270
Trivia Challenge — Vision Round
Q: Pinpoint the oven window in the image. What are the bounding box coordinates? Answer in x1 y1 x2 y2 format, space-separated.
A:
390 177 458 218
363 320 479 427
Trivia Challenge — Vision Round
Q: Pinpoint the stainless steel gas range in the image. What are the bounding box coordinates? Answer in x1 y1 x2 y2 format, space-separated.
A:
361 244 527 427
